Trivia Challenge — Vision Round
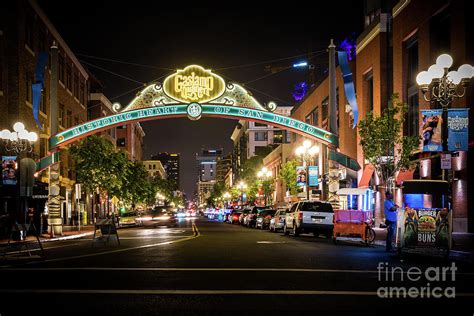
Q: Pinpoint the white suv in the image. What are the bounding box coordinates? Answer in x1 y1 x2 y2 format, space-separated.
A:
284 201 334 237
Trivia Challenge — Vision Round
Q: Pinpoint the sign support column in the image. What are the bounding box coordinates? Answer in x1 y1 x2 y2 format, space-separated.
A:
327 39 340 209
47 43 62 236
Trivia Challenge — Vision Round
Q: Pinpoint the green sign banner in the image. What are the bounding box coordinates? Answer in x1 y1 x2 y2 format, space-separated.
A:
50 104 338 149
36 152 60 172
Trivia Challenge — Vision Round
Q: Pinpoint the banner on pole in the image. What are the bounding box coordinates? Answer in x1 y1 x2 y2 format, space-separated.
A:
420 109 443 152
308 166 319 186
2 156 17 185
296 166 306 187
447 108 469 152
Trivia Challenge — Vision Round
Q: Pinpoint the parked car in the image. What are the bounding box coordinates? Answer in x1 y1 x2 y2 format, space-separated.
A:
256 209 276 229
269 209 287 232
228 211 242 224
239 207 251 225
246 206 272 228
119 211 140 227
136 207 177 227
284 201 334 237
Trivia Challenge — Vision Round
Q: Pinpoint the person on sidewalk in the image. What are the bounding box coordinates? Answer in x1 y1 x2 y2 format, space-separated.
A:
384 191 399 252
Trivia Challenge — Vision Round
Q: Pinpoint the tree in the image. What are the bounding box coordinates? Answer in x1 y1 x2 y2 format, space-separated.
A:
120 161 155 208
279 159 299 196
358 94 419 189
70 134 129 195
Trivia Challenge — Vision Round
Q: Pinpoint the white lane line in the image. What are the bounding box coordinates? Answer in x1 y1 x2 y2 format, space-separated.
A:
0 289 473 296
0 224 200 267
1 267 473 276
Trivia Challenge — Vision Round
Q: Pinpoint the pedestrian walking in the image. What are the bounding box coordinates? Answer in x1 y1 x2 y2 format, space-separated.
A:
384 191 399 252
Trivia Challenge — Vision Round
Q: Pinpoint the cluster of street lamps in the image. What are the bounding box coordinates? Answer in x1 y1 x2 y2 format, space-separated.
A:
295 140 320 200
0 122 38 154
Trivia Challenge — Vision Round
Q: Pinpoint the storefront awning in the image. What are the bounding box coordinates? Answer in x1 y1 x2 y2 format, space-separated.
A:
358 164 375 188
396 169 414 185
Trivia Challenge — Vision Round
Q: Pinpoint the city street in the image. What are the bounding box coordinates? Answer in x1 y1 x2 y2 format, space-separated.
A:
0 218 473 315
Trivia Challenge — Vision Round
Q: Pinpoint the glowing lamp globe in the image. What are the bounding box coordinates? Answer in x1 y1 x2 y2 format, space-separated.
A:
457 64 473 79
416 71 431 85
303 140 312 149
436 54 453 69
427 64 444 79
29 132 38 142
13 122 25 132
1 129 11 139
447 71 461 85
295 146 305 156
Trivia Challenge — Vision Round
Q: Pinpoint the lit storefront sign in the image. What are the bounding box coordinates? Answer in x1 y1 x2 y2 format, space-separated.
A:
163 65 226 104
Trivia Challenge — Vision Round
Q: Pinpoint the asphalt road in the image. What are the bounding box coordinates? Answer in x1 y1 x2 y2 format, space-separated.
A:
0 217 473 315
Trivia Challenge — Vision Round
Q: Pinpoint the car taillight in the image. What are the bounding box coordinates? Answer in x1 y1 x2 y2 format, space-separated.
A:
233 216 238 220
265 215 271 219
298 213 302 220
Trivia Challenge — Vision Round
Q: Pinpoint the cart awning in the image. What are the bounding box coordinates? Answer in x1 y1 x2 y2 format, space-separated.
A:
358 164 375 188
396 169 414 185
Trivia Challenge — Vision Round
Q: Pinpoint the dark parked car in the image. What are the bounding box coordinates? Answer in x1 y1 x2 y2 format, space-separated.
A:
247 206 272 228
256 209 276 229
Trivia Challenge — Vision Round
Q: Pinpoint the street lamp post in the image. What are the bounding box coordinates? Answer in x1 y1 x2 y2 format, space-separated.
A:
257 167 272 205
0 122 38 234
223 192 231 208
295 140 320 200
416 54 473 180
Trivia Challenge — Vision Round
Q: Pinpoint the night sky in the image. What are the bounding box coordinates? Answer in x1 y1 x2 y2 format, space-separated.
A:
38 1 364 197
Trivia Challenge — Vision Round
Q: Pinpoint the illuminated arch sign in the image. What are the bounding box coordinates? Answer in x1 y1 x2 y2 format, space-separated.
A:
49 65 339 149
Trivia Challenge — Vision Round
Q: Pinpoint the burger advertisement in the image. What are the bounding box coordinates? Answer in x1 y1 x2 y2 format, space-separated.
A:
402 208 450 247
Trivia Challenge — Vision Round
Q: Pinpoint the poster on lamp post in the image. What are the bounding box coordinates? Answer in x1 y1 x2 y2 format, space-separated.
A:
420 109 443 152
447 108 469 152
296 166 306 187
2 156 17 185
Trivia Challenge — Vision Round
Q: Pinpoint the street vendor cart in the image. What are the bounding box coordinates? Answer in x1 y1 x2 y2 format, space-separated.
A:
396 180 452 257
333 188 375 245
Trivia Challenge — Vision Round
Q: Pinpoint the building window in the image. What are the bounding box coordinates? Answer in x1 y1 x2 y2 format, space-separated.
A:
67 110 72 128
273 130 283 143
430 10 450 58
254 131 268 141
73 72 79 98
25 13 34 50
284 130 291 143
79 81 85 105
305 115 311 124
66 63 72 91
404 37 419 137
59 104 65 127
153 164 156 169
322 96 329 120
117 138 126 147
364 71 374 113
312 107 319 126
254 122 267 127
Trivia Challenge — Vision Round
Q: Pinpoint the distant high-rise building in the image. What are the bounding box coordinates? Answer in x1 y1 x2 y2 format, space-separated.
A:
151 153 180 189
196 148 223 205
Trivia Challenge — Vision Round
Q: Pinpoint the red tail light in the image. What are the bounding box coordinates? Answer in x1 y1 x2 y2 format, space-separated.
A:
265 215 271 219
233 216 238 220
298 213 303 220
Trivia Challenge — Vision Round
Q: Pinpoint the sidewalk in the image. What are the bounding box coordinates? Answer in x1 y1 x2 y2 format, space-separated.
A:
0 225 95 246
